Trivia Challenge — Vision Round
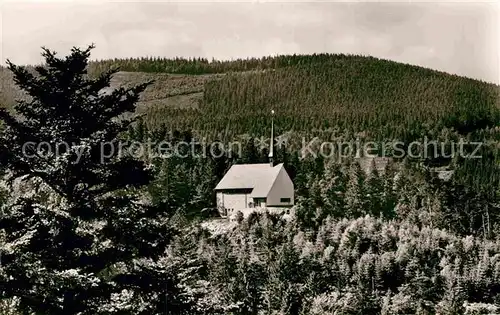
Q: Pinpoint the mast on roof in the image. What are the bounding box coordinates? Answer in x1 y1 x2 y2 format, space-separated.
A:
269 109 275 167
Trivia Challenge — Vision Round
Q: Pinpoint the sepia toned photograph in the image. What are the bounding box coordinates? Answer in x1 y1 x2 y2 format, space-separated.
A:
0 0 499 314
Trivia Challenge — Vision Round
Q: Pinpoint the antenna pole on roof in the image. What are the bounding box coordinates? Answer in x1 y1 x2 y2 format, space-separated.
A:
269 109 275 167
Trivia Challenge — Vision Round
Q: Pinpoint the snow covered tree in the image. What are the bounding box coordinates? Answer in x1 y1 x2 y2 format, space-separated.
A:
365 159 384 217
380 159 397 219
319 160 346 219
344 161 366 218
0 45 187 314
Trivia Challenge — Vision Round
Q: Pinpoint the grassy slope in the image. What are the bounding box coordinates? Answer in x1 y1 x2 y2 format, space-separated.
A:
0 67 212 112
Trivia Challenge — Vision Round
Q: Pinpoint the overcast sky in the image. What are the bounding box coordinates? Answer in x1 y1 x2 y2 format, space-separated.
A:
1 0 499 83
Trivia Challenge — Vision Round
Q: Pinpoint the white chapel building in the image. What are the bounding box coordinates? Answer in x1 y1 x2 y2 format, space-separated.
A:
214 111 294 218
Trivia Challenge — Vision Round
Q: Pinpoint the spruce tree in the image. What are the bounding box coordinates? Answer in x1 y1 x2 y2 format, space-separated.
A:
0 46 187 314
240 137 259 164
365 160 384 217
344 161 366 218
319 160 346 218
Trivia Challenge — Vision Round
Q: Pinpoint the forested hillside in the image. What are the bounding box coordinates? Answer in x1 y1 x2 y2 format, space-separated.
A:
96 55 499 239
171 214 500 314
86 55 500 225
1 53 499 217
3 54 499 140
1 50 499 314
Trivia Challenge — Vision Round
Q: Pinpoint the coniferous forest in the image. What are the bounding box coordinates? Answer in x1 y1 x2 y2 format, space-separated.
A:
0 46 499 314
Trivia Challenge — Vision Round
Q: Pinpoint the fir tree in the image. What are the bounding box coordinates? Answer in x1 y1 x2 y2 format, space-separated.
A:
365 159 384 217
319 160 346 219
240 137 259 164
344 161 366 218
0 46 188 314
